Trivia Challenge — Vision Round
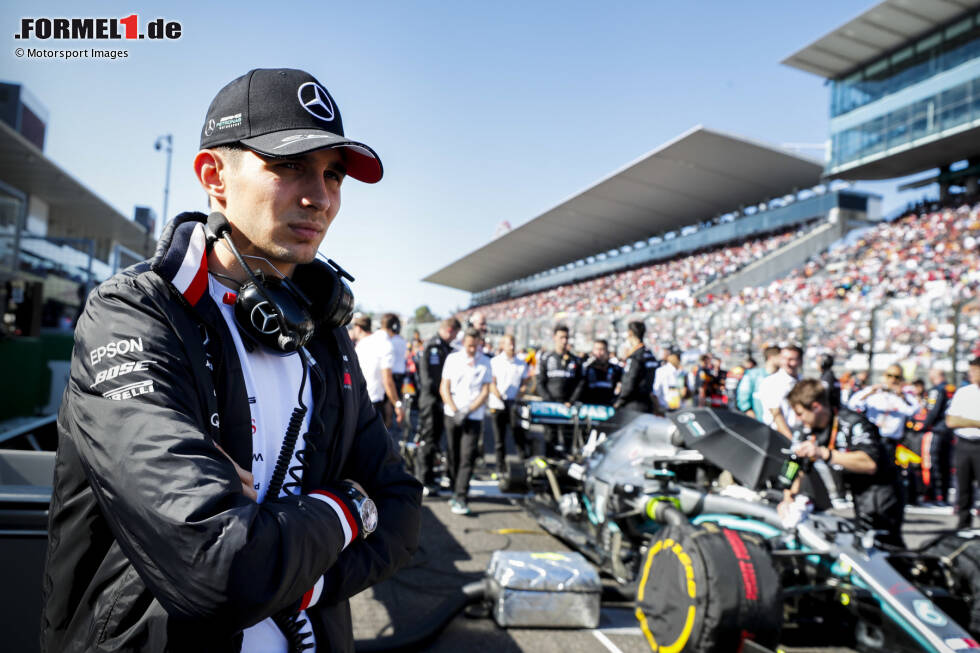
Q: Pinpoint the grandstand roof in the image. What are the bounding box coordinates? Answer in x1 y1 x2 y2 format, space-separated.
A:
783 0 980 79
0 120 150 260
423 126 823 293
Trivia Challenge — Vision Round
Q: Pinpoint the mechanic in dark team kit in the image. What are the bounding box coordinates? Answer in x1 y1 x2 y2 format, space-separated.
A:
818 353 841 410
785 379 904 547
917 367 953 504
571 339 622 406
415 317 461 494
614 321 660 413
537 324 582 455
41 68 422 653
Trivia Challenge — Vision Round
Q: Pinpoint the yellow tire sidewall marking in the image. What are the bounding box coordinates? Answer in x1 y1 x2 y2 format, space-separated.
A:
636 537 699 652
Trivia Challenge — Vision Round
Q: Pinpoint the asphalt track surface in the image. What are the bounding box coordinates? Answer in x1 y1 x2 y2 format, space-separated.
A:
349 465 961 653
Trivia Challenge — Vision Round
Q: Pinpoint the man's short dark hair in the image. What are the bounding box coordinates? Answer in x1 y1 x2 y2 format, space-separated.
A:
353 315 371 332
594 339 608 349
787 378 828 409
818 353 834 371
628 321 645 341
782 343 804 357
215 142 247 156
463 327 482 340
912 379 926 389
970 357 980 368
554 324 569 336
380 313 400 333
204 144 249 206
763 346 781 361
441 317 461 331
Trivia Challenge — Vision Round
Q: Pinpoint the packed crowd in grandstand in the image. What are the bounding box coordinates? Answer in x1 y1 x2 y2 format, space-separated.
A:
461 202 980 373
468 224 807 320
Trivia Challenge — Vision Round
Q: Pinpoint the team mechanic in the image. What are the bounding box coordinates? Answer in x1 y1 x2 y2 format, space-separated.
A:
783 379 904 548
40 68 422 653
614 321 660 413
537 324 582 455
415 317 461 494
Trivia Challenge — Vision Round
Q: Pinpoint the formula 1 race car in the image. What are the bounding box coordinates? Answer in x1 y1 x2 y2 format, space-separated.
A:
504 402 980 653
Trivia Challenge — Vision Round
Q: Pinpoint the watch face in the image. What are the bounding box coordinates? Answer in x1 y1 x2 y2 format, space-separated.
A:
361 498 379 534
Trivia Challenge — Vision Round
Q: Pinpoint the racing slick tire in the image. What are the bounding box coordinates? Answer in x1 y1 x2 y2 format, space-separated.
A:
921 533 980 636
498 455 528 493
635 522 781 652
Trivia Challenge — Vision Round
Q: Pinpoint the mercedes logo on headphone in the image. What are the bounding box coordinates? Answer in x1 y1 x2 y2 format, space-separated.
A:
297 82 335 122
250 302 281 335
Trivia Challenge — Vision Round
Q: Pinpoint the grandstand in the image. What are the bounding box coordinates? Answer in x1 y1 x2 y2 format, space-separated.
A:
0 91 153 301
454 202 978 381
784 0 980 193
422 1 980 383
0 84 155 424
424 125 877 304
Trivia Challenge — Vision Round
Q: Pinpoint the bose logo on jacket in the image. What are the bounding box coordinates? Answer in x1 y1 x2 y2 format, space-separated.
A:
91 360 153 387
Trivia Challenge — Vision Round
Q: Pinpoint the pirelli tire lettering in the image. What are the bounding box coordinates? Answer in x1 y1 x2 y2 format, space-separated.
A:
635 523 781 652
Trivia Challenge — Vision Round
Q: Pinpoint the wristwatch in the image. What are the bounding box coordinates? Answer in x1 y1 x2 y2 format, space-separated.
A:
341 482 378 538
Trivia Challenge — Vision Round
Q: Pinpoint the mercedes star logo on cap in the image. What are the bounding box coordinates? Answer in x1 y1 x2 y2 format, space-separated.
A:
297 82 335 122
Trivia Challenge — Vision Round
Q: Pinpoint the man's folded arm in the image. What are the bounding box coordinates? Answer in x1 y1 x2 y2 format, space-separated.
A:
319 351 423 603
68 282 361 631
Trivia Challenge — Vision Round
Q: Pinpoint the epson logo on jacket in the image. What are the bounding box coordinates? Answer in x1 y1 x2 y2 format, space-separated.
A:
89 337 145 365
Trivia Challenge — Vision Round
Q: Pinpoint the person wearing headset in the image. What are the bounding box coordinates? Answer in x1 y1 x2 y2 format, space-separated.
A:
41 68 422 653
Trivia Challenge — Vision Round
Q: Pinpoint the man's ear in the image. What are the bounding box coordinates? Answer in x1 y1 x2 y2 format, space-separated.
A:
194 149 228 209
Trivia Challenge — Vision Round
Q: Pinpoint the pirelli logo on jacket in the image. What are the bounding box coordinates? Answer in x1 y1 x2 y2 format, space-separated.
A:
103 380 155 401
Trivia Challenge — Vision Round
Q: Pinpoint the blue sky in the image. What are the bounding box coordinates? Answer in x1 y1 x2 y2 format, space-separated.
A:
1 1 932 317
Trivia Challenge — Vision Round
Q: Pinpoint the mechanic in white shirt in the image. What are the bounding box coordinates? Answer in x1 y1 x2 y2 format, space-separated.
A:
353 315 403 427
653 349 686 412
453 311 488 351
380 313 407 430
757 344 803 440
489 334 530 472
847 363 920 443
440 327 492 515
947 357 980 528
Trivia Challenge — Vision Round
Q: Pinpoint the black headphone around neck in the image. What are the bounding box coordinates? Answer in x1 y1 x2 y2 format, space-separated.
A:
204 212 355 352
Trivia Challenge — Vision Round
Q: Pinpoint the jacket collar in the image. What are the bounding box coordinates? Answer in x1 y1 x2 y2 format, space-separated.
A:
150 211 211 308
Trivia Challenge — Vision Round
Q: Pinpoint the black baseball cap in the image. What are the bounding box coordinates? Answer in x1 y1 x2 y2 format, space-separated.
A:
200 68 382 183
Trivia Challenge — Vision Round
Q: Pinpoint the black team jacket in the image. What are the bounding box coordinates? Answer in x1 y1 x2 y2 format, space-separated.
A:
40 212 422 653
615 346 659 412
537 350 582 402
